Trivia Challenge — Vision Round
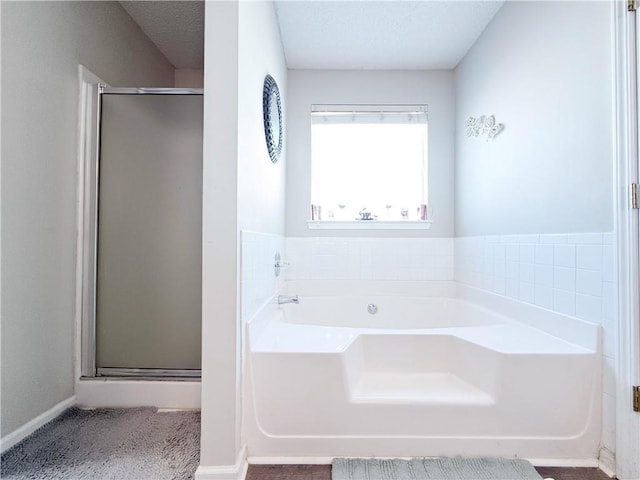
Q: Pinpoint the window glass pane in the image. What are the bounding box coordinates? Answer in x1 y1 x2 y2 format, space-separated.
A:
311 109 428 220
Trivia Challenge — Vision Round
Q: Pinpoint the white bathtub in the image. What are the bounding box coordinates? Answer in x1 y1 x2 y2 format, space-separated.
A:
280 296 502 329
246 280 601 463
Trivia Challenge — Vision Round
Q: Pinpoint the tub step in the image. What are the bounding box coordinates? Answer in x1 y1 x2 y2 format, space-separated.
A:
350 372 494 405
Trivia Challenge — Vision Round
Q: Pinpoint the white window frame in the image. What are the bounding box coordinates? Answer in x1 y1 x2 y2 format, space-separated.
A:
308 104 432 230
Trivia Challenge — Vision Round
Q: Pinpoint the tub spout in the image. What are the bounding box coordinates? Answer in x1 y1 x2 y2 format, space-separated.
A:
278 294 299 305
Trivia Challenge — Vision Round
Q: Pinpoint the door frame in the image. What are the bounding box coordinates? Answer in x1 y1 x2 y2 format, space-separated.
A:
75 65 106 379
613 2 640 479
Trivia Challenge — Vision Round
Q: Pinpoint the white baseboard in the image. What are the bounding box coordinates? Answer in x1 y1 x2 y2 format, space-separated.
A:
598 447 616 478
76 379 200 409
196 445 248 480
1 396 77 453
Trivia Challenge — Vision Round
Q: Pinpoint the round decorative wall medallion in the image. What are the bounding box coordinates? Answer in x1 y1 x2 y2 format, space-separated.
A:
262 74 283 164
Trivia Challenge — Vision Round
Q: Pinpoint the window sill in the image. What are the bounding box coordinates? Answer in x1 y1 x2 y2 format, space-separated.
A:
306 220 433 230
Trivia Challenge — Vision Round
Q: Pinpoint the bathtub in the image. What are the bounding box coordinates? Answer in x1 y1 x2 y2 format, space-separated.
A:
279 296 502 329
245 280 601 463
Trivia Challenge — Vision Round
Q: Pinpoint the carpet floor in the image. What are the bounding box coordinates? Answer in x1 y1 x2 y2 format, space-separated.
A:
2 408 612 480
1 407 200 480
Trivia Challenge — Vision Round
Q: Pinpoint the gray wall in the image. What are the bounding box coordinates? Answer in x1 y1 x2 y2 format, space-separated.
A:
285 70 455 238
1 1 175 437
454 1 613 236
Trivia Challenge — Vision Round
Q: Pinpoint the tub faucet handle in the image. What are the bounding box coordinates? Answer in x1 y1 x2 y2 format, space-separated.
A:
278 295 299 305
274 252 290 277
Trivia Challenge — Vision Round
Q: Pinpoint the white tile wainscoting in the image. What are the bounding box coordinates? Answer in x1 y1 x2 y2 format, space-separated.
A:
455 233 615 324
455 232 617 459
285 237 454 281
241 231 286 323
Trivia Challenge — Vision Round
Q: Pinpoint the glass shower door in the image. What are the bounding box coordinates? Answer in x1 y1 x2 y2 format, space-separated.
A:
95 91 203 375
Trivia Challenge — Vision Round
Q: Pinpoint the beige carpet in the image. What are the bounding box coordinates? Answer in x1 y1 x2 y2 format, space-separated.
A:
1 407 200 480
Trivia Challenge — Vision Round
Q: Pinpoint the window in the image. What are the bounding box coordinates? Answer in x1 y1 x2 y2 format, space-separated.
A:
310 104 428 224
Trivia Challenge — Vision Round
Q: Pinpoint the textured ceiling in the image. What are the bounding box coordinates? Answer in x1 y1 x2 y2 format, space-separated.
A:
275 1 505 70
120 1 204 69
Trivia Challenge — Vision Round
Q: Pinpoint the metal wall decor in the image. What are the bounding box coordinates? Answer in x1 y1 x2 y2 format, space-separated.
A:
263 74 284 163
465 115 504 141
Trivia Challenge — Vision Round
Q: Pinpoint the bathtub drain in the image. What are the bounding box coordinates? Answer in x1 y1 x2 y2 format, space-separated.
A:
367 304 378 314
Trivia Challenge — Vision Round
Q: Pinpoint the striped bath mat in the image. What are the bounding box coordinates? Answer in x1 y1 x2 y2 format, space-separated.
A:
332 457 545 479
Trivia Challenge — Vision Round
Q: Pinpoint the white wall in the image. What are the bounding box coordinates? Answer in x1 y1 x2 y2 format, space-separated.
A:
200 0 287 473
286 70 455 238
454 1 613 237
237 0 288 459
238 2 287 235
1 1 174 439
454 0 616 466
201 0 240 469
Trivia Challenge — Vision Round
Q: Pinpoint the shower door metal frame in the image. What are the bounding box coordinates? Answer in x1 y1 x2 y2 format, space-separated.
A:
80 85 204 379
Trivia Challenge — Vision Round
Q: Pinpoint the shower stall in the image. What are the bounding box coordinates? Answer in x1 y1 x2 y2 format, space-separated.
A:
80 86 203 379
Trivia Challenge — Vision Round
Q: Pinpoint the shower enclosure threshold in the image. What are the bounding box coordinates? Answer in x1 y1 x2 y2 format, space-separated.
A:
77 375 201 408
95 368 201 378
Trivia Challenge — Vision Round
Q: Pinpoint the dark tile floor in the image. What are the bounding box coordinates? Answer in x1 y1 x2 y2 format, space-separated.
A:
246 464 612 480
247 465 330 480
536 467 611 480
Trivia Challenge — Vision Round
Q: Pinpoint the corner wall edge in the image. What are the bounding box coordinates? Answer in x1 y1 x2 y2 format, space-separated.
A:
196 445 248 480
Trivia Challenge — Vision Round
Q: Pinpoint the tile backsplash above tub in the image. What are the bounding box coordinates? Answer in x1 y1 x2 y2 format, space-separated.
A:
455 233 616 327
285 237 454 281
241 231 285 323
